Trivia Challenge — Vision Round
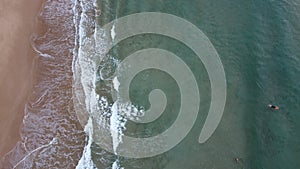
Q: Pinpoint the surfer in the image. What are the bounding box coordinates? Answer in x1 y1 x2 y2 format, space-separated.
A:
268 104 279 110
234 157 242 163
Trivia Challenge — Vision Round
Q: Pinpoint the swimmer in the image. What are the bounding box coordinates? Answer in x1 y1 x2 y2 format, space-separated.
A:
268 104 279 110
234 157 242 163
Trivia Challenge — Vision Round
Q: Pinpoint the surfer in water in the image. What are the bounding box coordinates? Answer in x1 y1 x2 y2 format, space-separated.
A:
268 104 279 110
234 157 240 163
234 157 243 164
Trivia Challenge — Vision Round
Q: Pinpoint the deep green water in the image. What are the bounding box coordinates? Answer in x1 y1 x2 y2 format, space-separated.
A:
95 0 300 168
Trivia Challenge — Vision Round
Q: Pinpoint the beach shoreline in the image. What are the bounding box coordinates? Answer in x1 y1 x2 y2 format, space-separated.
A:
0 0 44 158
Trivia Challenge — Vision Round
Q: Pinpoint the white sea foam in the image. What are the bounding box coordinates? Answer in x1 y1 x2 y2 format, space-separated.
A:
113 76 120 92
109 100 145 154
112 159 124 169
111 24 116 41
73 0 145 168
76 118 96 169
12 137 58 169
73 0 127 167
73 0 100 168
31 43 54 59
110 102 123 154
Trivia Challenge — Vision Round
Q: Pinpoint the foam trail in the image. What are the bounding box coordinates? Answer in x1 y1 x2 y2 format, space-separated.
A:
12 138 57 169
76 118 96 169
109 100 145 155
112 159 124 169
113 76 120 92
73 0 107 168
72 0 135 167
31 42 54 59
110 102 123 154
111 24 116 41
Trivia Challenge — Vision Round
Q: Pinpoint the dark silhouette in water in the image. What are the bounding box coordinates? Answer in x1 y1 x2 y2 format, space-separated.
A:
234 157 240 163
234 157 244 164
268 104 279 110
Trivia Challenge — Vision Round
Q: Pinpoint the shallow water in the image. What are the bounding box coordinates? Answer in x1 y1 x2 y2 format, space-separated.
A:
1 0 300 169
1 1 85 168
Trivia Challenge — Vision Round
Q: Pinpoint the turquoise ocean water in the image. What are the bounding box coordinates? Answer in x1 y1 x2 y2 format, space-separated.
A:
94 0 300 168
1 0 299 169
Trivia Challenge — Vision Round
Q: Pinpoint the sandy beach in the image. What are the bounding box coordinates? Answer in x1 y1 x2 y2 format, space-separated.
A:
0 0 43 158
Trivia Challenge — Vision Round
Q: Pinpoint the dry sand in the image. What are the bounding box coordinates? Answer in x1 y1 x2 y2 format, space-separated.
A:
0 0 43 158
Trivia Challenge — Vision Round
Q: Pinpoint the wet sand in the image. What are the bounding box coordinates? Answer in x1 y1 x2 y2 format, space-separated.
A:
0 0 43 158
